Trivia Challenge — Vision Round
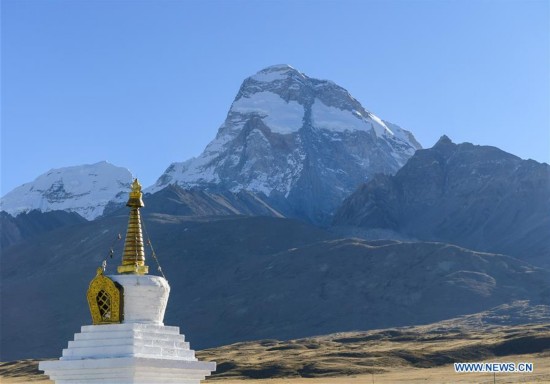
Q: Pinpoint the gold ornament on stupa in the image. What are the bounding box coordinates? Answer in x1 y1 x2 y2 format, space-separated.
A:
87 266 123 324
86 178 149 325
117 178 149 275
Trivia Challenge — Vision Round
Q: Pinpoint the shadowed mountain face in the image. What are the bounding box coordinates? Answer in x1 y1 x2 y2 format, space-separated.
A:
2 208 549 361
333 136 550 268
104 184 288 219
0 210 86 249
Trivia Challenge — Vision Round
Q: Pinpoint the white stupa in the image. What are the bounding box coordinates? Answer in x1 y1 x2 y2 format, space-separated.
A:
40 179 216 383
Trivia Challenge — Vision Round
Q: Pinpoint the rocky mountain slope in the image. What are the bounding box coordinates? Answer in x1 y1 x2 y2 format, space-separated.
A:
0 210 86 249
0 162 132 220
2 204 548 361
150 65 421 223
333 136 550 268
137 184 286 218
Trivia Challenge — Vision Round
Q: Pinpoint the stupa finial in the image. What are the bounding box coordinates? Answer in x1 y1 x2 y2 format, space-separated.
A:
117 178 149 275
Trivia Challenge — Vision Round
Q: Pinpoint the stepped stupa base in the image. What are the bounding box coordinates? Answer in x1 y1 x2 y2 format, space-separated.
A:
39 323 215 384
40 357 214 383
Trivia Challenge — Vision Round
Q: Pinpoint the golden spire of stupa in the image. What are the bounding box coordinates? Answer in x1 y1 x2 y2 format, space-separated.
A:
117 178 149 275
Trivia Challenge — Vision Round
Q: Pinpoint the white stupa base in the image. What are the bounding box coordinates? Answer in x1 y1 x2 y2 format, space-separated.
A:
39 323 215 384
40 357 214 384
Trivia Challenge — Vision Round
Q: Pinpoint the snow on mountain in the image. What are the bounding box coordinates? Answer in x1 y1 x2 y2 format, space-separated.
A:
1 162 132 220
151 64 422 223
232 91 304 134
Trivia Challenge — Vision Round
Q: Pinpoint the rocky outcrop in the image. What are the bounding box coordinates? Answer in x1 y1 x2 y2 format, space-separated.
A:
334 136 550 267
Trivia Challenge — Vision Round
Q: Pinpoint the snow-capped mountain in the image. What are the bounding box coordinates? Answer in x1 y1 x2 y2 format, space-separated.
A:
151 64 421 222
1 161 132 220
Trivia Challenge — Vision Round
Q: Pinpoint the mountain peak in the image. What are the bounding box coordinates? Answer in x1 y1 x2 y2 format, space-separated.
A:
151 66 421 223
431 135 457 154
435 135 454 145
1 162 133 220
250 64 304 83
258 64 295 72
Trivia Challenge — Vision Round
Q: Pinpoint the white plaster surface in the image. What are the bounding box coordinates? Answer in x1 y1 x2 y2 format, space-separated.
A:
39 324 215 383
109 275 170 325
40 356 215 383
61 324 193 361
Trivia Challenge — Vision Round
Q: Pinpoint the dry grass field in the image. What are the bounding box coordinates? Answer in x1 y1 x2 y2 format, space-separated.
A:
1 355 548 384
2 322 549 383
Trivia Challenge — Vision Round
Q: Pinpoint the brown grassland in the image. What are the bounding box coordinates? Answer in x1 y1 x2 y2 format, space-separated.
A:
2 322 549 383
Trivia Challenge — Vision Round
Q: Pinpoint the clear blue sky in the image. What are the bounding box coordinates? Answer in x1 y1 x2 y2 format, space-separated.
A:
2 0 549 194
